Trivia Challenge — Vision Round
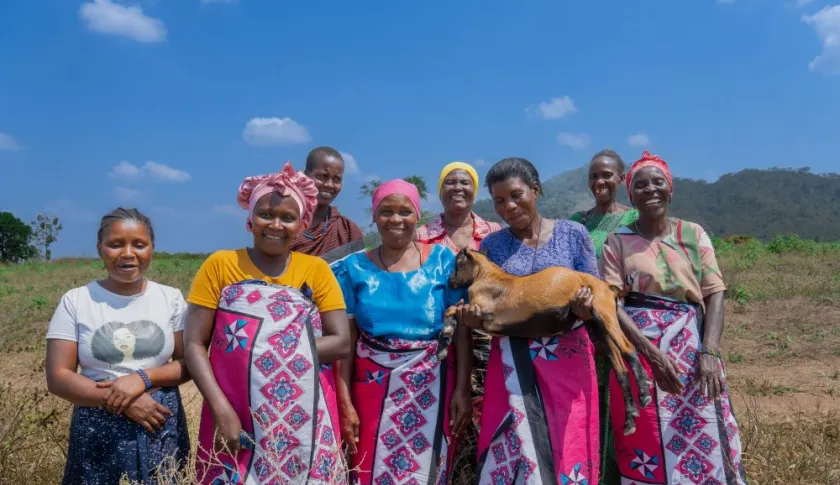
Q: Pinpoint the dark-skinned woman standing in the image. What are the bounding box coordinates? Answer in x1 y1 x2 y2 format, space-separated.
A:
184 162 351 484
290 146 364 261
457 157 604 484
417 161 500 441
330 179 473 485
569 149 638 485
45 208 190 484
600 151 747 484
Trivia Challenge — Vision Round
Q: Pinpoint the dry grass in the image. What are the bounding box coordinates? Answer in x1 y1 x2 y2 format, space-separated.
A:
1 238 838 484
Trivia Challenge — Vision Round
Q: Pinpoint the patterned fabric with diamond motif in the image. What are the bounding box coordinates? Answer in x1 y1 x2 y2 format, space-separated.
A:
349 332 455 485
196 280 346 485
610 294 748 485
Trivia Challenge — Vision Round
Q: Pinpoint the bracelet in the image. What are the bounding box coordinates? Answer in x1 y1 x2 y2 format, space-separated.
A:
699 350 722 359
135 369 152 390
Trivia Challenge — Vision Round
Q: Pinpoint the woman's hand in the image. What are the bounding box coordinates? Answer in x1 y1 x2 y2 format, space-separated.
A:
212 404 243 454
124 393 172 433
647 347 685 395
570 288 594 322
339 401 361 454
96 373 146 414
449 387 472 440
453 299 483 330
698 353 723 401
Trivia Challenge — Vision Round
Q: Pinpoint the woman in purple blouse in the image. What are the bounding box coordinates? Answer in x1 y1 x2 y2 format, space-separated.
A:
463 157 602 485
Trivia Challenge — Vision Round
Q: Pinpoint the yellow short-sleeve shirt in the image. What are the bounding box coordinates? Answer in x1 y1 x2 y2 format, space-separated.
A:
186 248 346 313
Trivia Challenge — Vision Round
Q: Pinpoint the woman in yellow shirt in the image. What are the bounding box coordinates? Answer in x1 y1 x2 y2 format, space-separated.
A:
184 162 351 485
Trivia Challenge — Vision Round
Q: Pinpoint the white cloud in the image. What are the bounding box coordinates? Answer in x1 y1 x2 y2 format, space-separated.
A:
212 204 241 217
79 0 166 43
108 160 190 182
803 6 840 74
114 186 144 203
556 132 591 150
0 132 23 151
340 152 360 175
109 160 142 179
627 133 651 147
143 161 191 182
243 117 312 146
527 96 577 120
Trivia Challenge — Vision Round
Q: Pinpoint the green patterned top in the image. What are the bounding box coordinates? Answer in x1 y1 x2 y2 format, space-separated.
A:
569 208 639 261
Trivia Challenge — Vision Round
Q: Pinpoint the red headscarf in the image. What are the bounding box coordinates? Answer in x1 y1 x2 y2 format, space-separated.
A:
626 150 673 198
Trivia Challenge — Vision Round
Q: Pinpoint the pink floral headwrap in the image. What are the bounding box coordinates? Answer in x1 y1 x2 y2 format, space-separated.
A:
236 162 319 231
372 179 422 217
626 150 674 198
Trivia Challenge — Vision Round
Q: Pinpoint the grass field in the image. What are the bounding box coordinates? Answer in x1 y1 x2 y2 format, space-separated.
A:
1 236 839 484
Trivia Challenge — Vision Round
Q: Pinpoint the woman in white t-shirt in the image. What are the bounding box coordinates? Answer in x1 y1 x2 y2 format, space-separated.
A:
45 208 191 485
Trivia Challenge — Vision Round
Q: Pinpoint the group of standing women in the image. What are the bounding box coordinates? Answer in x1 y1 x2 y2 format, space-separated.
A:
45 145 749 485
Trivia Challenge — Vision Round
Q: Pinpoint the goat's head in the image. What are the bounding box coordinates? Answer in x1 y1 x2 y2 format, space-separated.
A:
448 247 483 288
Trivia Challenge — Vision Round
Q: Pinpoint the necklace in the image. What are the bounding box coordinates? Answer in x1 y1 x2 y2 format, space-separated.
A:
302 209 331 240
378 242 422 272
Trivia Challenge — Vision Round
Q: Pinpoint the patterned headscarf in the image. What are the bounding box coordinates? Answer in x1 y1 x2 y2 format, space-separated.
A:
237 162 319 231
626 150 674 198
372 179 422 217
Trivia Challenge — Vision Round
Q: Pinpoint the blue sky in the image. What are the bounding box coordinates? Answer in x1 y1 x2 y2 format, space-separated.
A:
1 0 838 257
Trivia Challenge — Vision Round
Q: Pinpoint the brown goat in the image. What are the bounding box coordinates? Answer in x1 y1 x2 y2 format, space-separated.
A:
438 247 652 435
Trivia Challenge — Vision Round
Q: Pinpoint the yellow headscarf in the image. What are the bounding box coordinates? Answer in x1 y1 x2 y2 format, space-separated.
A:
437 161 479 195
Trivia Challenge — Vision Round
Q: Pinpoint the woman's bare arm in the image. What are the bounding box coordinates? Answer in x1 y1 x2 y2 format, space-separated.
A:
183 304 232 416
317 310 351 363
46 340 109 407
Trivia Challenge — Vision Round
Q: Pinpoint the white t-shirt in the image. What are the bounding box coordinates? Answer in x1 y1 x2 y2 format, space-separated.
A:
46 280 186 382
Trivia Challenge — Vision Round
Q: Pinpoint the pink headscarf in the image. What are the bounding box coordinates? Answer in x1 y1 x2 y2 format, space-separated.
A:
372 179 422 216
236 162 319 231
626 150 674 198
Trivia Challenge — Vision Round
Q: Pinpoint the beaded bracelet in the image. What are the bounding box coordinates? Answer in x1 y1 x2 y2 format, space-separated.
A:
699 349 723 359
135 369 152 390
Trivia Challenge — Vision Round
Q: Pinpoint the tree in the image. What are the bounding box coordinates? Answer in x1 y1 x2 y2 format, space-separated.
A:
0 212 38 263
31 213 63 261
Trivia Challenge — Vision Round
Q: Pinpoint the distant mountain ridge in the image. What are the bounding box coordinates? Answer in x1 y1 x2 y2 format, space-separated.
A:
472 166 840 242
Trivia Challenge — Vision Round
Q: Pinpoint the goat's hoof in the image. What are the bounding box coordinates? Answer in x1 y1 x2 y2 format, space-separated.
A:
441 326 455 338
628 406 640 418
640 394 653 408
437 348 449 361
623 423 637 436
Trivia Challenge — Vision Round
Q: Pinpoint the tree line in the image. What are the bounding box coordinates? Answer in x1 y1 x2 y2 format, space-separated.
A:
0 212 63 263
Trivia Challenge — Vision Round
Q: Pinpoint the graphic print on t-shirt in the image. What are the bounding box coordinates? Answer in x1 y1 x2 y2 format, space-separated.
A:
91 320 166 370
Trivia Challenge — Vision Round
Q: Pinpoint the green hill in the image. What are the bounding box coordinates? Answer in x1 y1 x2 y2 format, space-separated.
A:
472 166 840 242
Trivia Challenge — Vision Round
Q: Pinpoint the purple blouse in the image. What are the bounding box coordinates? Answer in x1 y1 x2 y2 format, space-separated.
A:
479 219 600 278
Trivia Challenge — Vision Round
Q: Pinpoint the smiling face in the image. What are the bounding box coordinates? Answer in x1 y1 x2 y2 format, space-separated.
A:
306 153 345 208
490 176 540 231
374 194 418 249
98 220 153 285
629 166 671 219
250 192 302 257
440 169 475 214
589 156 624 205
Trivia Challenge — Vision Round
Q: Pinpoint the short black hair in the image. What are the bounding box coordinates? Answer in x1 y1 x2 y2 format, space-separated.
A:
485 157 542 194
590 149 626 174
304 146 344 173
97 208 154 245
